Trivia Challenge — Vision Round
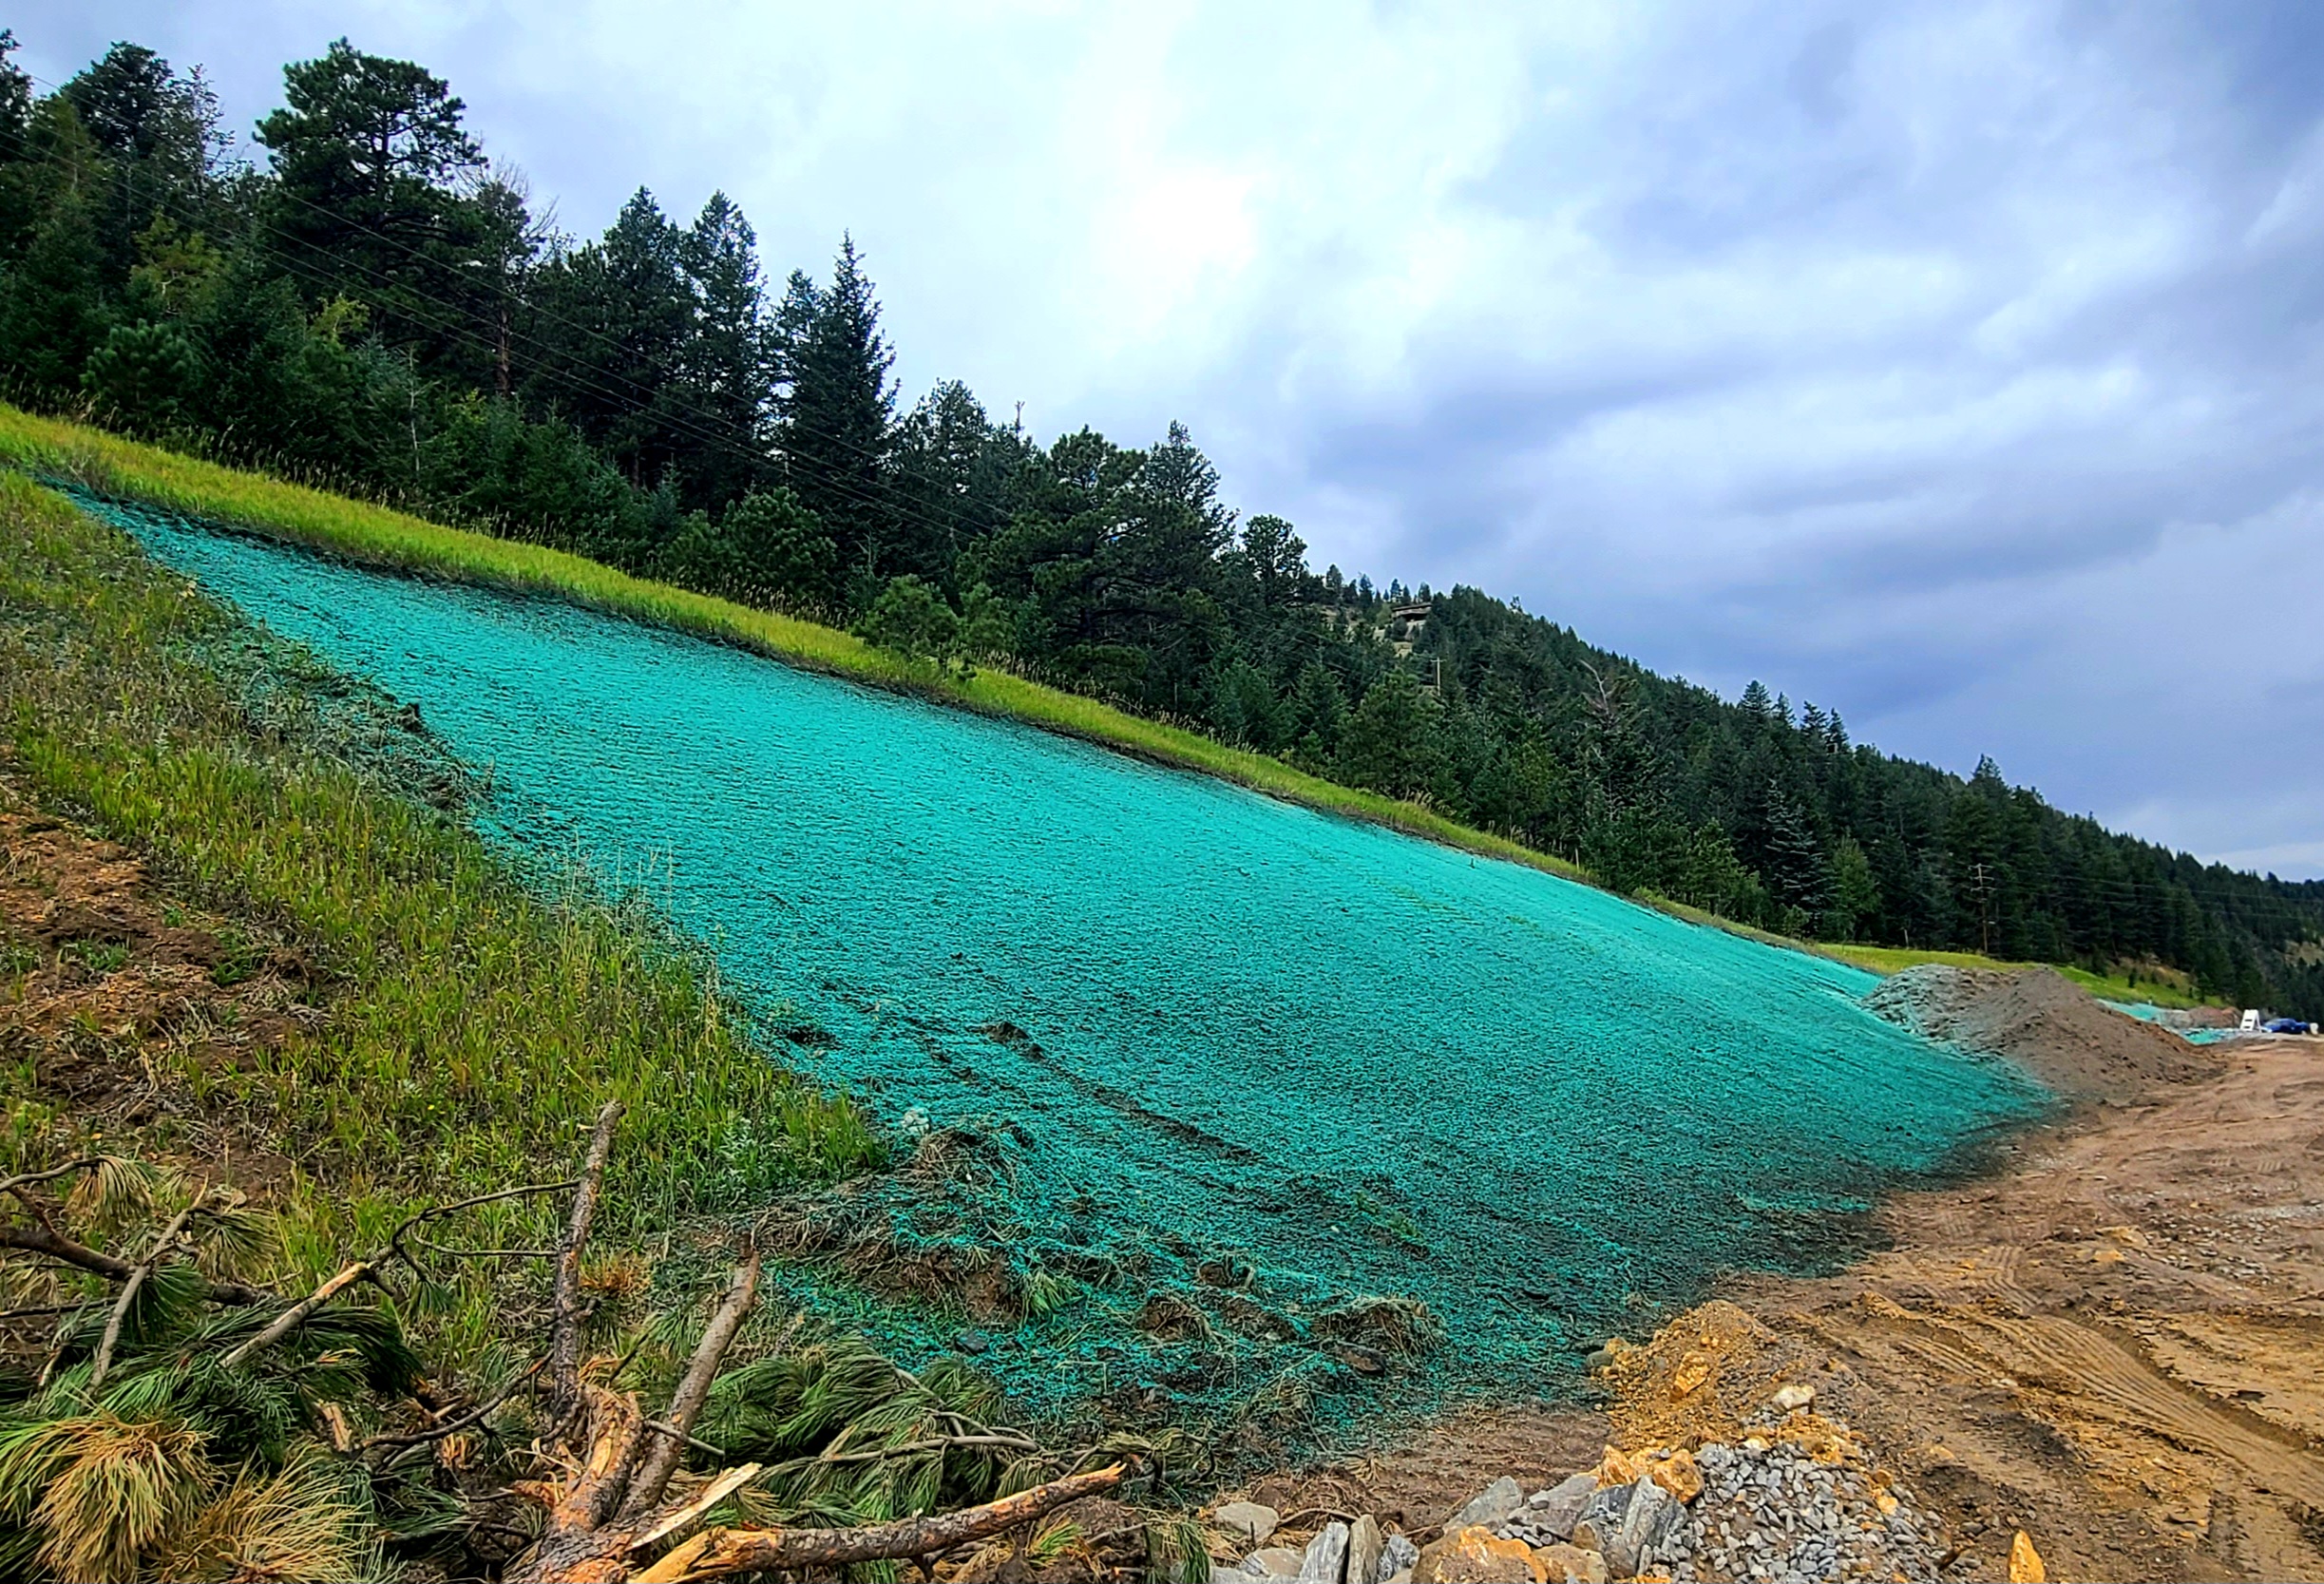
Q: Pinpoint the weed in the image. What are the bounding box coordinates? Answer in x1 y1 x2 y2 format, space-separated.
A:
64 939 129 975
207 927 261 990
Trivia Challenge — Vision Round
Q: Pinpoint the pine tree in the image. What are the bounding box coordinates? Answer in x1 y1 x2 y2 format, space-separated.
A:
527 189 694 488
257 40 487 376
1339 668 1438 799
671 192 773 507
0 102 108 397
1823 834 1880 942
1759 781 1829 925
1292 661 1347 752
889 379 1010 575
775 235 895 600
1238 514 1309 609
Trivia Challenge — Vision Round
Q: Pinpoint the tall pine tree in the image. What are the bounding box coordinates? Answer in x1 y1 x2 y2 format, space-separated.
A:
775 235 894 602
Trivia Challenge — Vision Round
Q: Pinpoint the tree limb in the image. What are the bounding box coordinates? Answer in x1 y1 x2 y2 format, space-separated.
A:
361 1358 543 1452
626 1462 763 1557
0 1221 270 1305
220 1259 371 1369
639 1421 729 1460
386 1178 580 1271
551 1101 623 1415
225 1174 582 1372
90 1196 201 1391
619 1248 758 1521
0 1158 102 1197
630 1462 1128 1583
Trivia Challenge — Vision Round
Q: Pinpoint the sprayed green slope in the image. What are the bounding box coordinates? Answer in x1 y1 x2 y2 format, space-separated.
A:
116 489 2053 1429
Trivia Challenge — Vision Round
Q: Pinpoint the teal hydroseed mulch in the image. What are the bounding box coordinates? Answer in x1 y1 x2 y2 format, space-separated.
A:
106 499 2049 1449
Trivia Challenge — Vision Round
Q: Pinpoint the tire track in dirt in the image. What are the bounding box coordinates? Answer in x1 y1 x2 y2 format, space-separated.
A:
1732 1027 2324 1580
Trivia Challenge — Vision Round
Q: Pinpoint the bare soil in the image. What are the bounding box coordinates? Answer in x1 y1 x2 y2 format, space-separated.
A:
0 773 316 1195
1732 1027 2324 1580
1861 963 2218 1097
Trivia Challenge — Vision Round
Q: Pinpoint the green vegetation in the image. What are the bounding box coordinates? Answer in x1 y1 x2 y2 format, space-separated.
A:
0 468 877 1352
0 463 1273 1580
1820 944 2205 1009
0 470 1172 1579
0 404 1593 892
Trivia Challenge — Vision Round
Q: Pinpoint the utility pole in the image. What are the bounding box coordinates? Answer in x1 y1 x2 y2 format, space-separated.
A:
1971 861 1994 957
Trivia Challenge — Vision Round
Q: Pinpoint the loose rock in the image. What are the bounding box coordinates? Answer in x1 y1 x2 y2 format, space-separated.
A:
1647 1447 1703 1504
1348 1515 1384 1584
1217 1501 1281 1546
1526 1472 1597 1539
1447 1475 1527 1532
1297 1521 1350 1584
1532 1542 1608 1584
1419 1524 1544 1583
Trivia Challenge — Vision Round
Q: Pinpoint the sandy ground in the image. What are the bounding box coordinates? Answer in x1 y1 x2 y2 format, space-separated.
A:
1258 1006 2324 1581
1734 1031 2324 1580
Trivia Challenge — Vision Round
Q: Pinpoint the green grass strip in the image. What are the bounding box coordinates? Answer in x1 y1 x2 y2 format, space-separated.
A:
0 405 1592 887
0 405 2215 1011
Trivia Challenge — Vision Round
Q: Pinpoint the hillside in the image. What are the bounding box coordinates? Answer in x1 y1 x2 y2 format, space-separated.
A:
2 31 2319 1014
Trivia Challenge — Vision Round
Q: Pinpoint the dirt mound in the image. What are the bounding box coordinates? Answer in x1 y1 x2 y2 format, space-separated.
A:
1860 964 2215 1099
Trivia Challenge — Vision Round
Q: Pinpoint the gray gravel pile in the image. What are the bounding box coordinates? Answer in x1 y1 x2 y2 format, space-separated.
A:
1217 1396 1957 1581
1660 1439 1948 1583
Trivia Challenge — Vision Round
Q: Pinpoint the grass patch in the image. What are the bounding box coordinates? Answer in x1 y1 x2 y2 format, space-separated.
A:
0 404 1592 889
0 469 880 1359
1819 943 2207 1008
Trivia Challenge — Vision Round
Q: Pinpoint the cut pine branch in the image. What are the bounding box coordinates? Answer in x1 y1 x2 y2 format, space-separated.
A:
618 1247 759 1522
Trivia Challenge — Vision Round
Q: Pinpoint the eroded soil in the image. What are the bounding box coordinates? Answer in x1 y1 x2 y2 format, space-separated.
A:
1731 1035 2324 1580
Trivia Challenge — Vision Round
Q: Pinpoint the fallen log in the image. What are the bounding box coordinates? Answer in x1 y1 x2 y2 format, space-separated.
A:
629 1462 1128 1584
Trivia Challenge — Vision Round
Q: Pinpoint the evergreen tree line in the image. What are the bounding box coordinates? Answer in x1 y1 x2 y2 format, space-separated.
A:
5 32 2319 1015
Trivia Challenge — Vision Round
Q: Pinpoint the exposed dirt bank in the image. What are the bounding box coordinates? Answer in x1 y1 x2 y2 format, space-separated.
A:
0 775 314 1194
1717 1023 2324 1580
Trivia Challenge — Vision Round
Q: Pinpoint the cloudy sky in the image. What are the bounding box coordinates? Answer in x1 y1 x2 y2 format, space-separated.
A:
22 1 2324 876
